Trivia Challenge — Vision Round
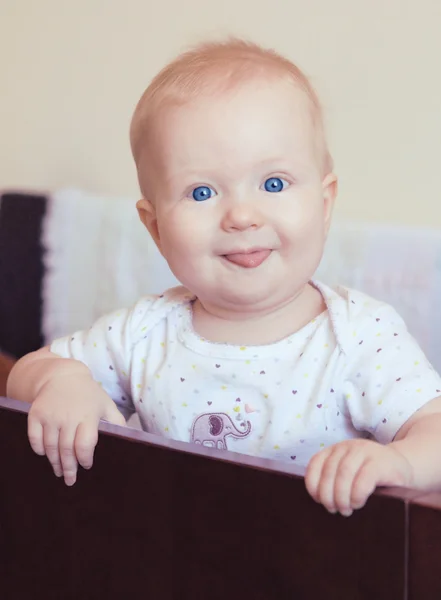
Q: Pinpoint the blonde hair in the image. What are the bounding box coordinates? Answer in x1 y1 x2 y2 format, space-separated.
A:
130 38 333 188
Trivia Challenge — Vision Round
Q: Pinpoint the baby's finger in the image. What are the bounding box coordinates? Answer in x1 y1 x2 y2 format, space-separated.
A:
59 427 79 486
102 402 126 427
305 447 331 502
316 445 351 513
74 421 99 470
333 452 368 516
43 425 63 478
27 417 45 456
350 460 378 510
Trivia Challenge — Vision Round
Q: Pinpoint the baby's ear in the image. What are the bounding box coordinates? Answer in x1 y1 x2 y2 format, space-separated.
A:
137 199 162 251
322 173 338 234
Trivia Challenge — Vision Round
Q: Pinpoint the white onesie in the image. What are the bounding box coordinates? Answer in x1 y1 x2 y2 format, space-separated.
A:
51 281 441 467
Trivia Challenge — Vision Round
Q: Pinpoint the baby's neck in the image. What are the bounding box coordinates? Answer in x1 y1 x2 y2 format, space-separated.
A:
191 283 326 346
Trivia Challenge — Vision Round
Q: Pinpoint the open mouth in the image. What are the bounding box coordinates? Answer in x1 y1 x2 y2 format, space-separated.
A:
222 249 272 268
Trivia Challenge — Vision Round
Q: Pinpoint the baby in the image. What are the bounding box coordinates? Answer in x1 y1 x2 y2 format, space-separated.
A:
8 39 441 517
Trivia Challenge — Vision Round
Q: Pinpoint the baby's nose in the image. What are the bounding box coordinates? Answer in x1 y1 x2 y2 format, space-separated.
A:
220 199 265 232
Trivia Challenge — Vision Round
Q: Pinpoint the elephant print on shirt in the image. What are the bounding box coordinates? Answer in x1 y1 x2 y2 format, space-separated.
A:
191 412 251 450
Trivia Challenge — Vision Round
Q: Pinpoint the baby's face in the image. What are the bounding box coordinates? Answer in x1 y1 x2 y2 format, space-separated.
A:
139 79 336 314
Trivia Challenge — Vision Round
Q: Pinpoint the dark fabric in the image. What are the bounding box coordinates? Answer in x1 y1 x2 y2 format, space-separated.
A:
0 193 47 358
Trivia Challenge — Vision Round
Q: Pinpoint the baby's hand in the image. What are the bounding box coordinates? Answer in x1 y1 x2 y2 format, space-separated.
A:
27 373 125 486
305 439 413 516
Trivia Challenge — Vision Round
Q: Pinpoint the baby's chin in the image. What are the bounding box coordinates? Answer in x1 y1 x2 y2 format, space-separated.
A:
198 284 295 315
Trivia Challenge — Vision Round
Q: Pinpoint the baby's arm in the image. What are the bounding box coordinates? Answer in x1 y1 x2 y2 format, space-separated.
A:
305 397 441 517
389 395 441 489
7 347 125 486
305 302 441 516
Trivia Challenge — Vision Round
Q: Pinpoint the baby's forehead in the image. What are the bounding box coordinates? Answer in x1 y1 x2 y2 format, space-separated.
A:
175 74 312 111
154 78 316 139
142 90 317 178
135 79 326 198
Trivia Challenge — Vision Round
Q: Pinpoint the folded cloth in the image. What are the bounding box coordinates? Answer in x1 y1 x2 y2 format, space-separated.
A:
316 220 441 373
41 189 178 342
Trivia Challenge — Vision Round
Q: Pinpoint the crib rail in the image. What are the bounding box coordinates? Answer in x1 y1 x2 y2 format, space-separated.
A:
1 396 440 599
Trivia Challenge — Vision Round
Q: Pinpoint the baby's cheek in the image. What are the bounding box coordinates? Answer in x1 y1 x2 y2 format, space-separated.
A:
159 219 211 282
158 215 188 249
170 211 216 253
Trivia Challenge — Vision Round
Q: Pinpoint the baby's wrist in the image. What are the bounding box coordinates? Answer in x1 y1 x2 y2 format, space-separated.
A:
35 359 93 395
387 441 416 488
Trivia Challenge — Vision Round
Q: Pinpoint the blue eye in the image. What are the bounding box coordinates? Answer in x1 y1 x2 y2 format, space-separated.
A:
263 177 288 193
192 186 216 202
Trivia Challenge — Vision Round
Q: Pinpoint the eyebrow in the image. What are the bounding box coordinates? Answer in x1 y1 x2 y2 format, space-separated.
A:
163 153 310 188
167 157 300 178
255 157 294 166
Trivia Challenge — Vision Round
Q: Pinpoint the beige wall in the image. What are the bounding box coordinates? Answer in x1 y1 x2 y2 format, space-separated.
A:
1 0 440 226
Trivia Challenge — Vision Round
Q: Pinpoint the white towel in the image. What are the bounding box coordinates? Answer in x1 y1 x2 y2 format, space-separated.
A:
316 220 441 372
41 189 178 342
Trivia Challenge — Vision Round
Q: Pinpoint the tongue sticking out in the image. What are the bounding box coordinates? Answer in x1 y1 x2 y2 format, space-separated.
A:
224 250 271 268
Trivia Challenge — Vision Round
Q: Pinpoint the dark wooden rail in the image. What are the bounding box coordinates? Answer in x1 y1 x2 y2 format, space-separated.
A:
1 396 440 599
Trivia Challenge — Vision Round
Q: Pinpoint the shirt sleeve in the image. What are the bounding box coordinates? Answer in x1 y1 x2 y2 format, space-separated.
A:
50 297 155 421
341 304 441 444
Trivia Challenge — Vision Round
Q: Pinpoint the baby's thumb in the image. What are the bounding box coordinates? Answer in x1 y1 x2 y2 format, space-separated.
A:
102 402 126 427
